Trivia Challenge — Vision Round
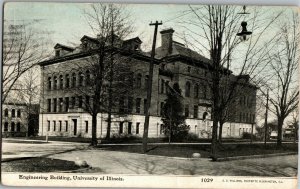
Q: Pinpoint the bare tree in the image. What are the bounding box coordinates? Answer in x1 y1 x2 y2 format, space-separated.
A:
178 5 282 159
263 11 299 147
3 20 50 104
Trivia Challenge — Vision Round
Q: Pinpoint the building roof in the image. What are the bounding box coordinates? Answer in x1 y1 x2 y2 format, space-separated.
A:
54 43 75 51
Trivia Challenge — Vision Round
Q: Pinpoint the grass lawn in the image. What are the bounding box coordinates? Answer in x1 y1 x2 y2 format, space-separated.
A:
1 157 81 172
98 143 298 158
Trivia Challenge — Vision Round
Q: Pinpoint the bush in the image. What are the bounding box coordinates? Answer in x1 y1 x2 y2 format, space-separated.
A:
185 133 199 141
242 132 256 140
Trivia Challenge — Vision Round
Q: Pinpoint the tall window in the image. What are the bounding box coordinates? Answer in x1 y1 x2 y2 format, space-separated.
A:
59 121 62 131
54 76 57 90
160 102 164 116
202 84 207 99
79 72 84 86
144 99 147 114
65 97 69 112
59 75 63 89
4 109 8 117
12 109 15 118
71 97 76 108
194 84 199 98
4 122 8 131
161 79 165 93
48 121 50 131
48 99 51 112
48 77 52 90
128 97 133 113
194 105 198 118
136 73 142 88
85 121 88 133
185 81 191 97
136 122 140 134
11 122 15 132
185 105 189 117
86 70 90 85
85 96 90 109
17 109 21 117
53 121 56 131
72 73 76 88
78 96 83 108
136 98 141 113
119 122 124 134
53 98 57 112
65 121 68 132
66 74 70 88
128 122 132 134
59 98 63 112
145 75 149 89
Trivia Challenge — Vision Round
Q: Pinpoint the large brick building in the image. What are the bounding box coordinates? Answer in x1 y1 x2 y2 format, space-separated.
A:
38 28 257 139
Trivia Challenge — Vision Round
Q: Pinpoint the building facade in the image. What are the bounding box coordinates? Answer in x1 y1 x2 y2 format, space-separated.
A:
38 28 257 139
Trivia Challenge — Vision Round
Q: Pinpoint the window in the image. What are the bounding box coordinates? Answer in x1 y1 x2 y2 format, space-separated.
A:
85 96 90 109
86 70 90 85
12 109 15 118
136 122 140 134
185 81 191 97
11 122 15 132
4 109 8 117
65 97 69 112
194 84 199 98
119 122 124 134
194 105 198 118
165 81 170 94
202 84 207 99
59 121 62 131
71 97 76 108
85 121 88 133
144 99 148 114
160 124 164 134
66 74 70 88
53 98 57 112
160 102 165 116
4 122 8 131
72 73 76 88
48 121 50 131
54 76 57 90
79 72 84 86
17 109 21 117
185 105 189 117
136 98 141 113
59 98 63 112
136 73 142 88
53 121 56 131
78 96 83 108
128 97 133 113
48 77 52 90
144 75 149 88
119 96 125 113
65 121 68 132
48 99 51 112
161 79 165 93
55 50 60 57
59 75 63 89
128 122 132 134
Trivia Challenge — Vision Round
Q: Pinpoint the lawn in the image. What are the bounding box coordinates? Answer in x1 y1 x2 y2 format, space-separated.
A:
98 143 298 159
1 157 81 172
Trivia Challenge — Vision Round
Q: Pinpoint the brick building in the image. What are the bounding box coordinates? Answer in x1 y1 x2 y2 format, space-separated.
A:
38 28 257 139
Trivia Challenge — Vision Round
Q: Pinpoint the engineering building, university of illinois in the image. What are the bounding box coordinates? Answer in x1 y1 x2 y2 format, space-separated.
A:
38 28 257 139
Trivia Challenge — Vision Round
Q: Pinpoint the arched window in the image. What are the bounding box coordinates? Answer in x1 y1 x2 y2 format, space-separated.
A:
53 76 57 90
4 109 8 117
17 123 21 132
59 75 63 89
4 122 8 131
136 73 142 88
65 74 70 88
185 81 191 97
79 72 84 86
11 122 15 132
194 84 199 98
48 77 52 90
72 73 76 87
201 84 207 99
17 109 21 117
86 70 90 85
12 109 15 118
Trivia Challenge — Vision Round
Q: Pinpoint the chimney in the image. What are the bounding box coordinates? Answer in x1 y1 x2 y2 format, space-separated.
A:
160 28 174 54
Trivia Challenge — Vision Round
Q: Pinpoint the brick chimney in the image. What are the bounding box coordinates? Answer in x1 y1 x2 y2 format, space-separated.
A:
160 28 174 54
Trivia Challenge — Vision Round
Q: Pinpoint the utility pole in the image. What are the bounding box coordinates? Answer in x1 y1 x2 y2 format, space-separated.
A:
142 21 162 153
264 90 269 148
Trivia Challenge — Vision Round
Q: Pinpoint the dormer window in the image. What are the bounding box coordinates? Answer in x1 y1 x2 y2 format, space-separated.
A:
82 41 88 50
55 50 60 57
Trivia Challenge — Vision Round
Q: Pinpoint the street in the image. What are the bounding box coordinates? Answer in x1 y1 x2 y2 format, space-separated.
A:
1 139 298 176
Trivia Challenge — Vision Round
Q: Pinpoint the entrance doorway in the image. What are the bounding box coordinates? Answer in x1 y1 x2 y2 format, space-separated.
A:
72 119 77 135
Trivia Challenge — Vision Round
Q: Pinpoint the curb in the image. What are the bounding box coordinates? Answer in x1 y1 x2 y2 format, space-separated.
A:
216 152 298 162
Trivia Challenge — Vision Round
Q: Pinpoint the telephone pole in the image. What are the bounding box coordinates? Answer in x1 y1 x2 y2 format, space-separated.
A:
142 21 162 153
264 89 269 148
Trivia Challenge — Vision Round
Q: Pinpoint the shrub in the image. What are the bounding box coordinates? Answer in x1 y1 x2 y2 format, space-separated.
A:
242 132 256 140
185 133 199 141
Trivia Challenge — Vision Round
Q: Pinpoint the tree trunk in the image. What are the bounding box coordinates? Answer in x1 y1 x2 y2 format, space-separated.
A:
91 113 98 146
218 122 223 144
277 118 284 148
